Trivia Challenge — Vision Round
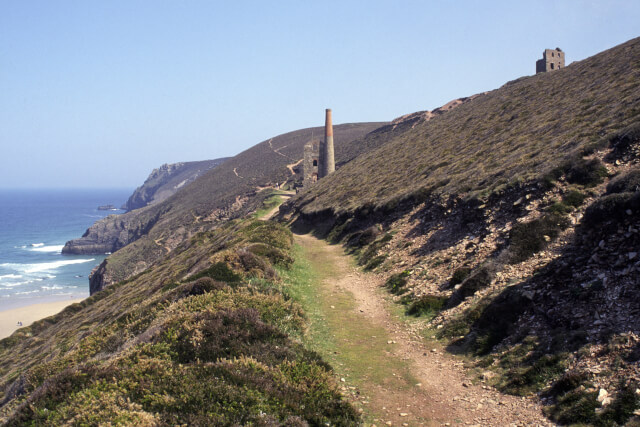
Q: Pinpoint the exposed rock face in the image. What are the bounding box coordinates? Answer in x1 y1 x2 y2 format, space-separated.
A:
62 207 161 255
122 159 228 211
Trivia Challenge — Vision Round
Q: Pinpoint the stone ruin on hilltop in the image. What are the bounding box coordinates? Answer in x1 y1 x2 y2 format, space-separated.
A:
536 47 565 73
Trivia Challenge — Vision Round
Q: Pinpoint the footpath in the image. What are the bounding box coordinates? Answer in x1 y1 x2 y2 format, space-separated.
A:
289 232 553 427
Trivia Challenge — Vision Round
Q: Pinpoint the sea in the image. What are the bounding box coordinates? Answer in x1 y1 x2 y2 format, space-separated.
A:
0 188 132 311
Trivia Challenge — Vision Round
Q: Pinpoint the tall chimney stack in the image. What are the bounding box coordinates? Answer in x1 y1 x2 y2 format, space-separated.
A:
322 108 335 177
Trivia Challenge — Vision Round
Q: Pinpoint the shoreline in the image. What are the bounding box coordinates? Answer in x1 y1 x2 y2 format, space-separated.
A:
0 297 85 339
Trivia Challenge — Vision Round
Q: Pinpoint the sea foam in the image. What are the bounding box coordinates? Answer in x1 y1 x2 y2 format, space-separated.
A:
0 259 95 274
30 245 65 253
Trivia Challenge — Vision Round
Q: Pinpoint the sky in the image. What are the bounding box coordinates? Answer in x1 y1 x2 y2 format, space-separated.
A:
1 1 639 188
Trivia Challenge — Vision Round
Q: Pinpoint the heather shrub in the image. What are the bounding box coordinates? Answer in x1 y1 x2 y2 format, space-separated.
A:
564 157 609 187
450 267 471 286
607 168 640 194
507 213 570 263
190 261 242 283
406 295 447 317
385 271 410 295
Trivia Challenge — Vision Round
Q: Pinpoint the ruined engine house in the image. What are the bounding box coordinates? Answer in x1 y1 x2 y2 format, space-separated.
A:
303 109 335 188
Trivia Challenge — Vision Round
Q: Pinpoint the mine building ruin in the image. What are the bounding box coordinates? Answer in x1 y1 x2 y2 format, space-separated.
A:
536 48 565 73
303 109 335 188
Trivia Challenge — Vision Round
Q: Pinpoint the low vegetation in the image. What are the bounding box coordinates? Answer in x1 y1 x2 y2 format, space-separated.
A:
0 219 358 425
290 38 640 216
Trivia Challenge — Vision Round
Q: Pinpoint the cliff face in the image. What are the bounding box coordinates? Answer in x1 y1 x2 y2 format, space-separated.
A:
122 159 228 211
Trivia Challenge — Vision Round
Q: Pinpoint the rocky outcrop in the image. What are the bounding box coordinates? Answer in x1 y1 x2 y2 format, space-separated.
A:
62 207 161 255
122 158 228 211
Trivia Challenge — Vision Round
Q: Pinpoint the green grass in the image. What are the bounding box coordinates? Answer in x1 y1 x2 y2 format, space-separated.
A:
0 220 359 425
279 238 425 424
251 190 288 219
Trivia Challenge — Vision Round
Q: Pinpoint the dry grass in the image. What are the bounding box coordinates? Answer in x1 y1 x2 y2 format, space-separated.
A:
292 37 640 216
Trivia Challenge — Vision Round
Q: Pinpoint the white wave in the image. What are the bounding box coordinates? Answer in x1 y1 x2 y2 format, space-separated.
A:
41 285 63 290
0 259 95 274
2 281 32 287
30 245 64 253
15 290 40 295
0 274 23 281
31 243 45 247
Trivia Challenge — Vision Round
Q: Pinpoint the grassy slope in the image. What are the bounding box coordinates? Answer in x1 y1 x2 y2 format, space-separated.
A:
92 122 384 286
0 217 358 425
291 37 640 216
281 38 640 425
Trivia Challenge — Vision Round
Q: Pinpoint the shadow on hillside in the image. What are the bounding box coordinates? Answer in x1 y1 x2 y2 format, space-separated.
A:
444 205 640 396
406 203 488 258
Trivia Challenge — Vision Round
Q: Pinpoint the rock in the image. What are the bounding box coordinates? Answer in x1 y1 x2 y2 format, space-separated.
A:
597 388 608 403
122 159 228 211
629 252 637 260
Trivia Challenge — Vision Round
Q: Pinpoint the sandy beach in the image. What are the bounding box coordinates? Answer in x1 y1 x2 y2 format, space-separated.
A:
0 298 85 339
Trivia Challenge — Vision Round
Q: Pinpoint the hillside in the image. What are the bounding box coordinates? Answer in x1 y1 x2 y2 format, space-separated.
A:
287 38 639 216
2 37 639 425
0 218 359 424
280 37 640 424
121 158 229 211
62 122 383 292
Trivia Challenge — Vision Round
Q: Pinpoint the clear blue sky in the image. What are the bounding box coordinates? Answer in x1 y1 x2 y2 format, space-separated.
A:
1 1 639 188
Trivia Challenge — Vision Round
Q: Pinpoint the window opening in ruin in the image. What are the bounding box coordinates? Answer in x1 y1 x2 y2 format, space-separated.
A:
313 160 317 166
550 63 555 69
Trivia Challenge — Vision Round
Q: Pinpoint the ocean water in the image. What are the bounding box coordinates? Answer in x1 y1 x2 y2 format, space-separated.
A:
0 189 132 311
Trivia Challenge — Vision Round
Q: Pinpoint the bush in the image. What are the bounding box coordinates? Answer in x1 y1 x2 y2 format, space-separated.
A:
598 381 640 425
564 157 609 187
450 267 471 286
546 388 599 425
562 190 587 207
608 121 640 155
190 261 242 283
447 263 496 307
168 278 229 301
243 221 293 250
364 255 386 271
583 192 640 227
385 271 410 295
607 168 640 194
346 225 382 248
471 287 531 355
547 201 573 215
406 295 447 317
246 243 294 268
168 308 292 365
507 213 570 263
502 353 568 396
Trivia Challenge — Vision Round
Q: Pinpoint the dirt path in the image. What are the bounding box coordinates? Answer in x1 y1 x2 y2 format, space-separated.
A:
259 192 294 220
294 233 553 427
